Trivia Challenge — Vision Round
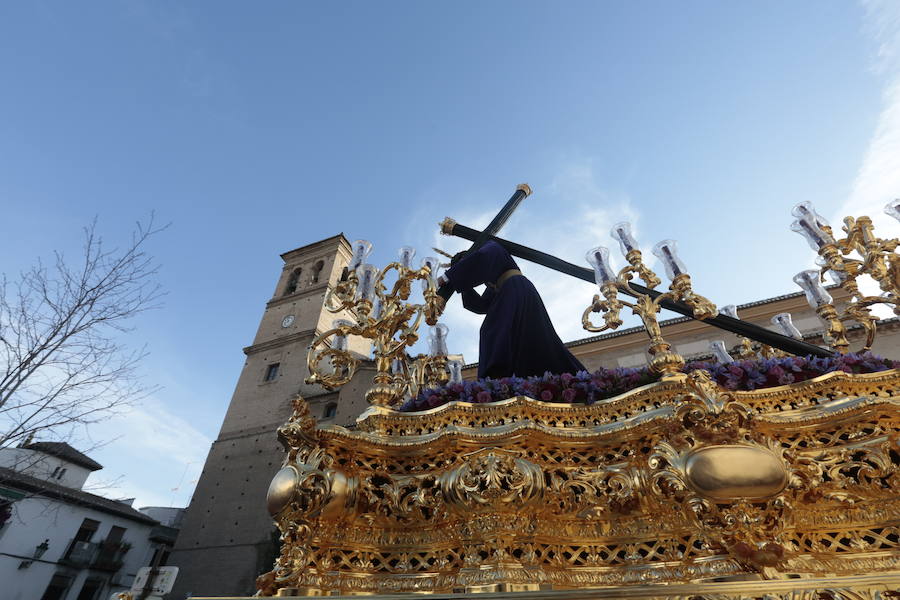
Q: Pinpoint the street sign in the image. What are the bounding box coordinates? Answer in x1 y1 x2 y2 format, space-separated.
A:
130 566 179 595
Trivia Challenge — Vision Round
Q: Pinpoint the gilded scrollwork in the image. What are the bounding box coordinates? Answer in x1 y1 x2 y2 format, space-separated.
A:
439 448 544 514
261 370 900 596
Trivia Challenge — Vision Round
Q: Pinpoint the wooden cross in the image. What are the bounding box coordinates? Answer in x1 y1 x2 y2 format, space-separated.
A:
438 185 833 359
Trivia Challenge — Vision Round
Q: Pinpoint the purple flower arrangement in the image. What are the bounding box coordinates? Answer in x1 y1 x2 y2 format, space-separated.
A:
398 352 900 412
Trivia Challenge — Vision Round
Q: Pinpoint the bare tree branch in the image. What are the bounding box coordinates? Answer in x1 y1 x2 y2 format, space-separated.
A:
0 216 167 448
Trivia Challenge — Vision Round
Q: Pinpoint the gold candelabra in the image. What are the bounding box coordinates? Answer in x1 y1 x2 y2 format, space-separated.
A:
582 225 717 379
790 200 900 353
305 241 450 407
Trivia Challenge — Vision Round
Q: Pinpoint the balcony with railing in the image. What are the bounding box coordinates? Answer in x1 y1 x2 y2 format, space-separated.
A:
59 539 96 567
59 538 131 571
91 538 131 571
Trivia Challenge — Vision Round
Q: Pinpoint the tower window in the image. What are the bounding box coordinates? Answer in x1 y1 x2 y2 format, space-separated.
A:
264 363 280 382
339 267 349 282
310 260 325 284
323 403 337 419
283 268 302 296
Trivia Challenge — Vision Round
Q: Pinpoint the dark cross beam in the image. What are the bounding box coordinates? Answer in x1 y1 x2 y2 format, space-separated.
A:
442 220 834 359
437 184 531 301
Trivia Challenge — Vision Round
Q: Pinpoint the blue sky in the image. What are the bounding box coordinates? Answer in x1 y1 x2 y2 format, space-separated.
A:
1 1 899 507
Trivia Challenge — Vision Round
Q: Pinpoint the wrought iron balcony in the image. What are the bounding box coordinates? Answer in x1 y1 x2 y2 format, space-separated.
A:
59 538 131 571
91 539 131 572
60 539 97 567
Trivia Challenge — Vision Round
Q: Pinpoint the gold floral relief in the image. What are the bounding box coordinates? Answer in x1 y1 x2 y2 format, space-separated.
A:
257 370 900 597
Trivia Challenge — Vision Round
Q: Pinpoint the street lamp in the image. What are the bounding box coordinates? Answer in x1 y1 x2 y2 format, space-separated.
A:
18 539 49 569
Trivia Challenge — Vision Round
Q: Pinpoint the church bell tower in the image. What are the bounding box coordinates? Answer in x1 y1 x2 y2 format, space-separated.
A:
169 234 370 598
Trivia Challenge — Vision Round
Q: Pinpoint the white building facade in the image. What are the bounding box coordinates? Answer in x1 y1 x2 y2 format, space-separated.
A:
0 443 181 600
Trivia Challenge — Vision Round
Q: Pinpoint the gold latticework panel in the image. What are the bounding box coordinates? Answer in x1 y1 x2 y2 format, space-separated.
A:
257 370 900 596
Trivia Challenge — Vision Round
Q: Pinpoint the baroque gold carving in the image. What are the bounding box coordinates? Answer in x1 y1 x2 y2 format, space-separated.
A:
439 448 544 514
260 369 900 596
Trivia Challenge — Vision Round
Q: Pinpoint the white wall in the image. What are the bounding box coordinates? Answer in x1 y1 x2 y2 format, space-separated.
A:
0 447 93 490
0 494 158 600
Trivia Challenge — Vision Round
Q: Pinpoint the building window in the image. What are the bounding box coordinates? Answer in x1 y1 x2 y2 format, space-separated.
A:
150 545 171 567
283 268 302 296
73 518 100 543
310 260 325 284
339 266 349 282
57 468 66 480
107 525 127 543
264 363 280 382
323 403 337 419
75 578 104 600
41 574 74 600
51 466 60 478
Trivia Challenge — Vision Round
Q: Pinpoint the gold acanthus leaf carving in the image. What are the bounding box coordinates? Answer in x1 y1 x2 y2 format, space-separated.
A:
439 448 544 514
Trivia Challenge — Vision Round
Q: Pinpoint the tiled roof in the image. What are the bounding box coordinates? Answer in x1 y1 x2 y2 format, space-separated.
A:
0 467 158 525
25 442 103 471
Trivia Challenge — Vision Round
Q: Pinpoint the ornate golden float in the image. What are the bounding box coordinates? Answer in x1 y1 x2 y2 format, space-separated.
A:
255 202 900 599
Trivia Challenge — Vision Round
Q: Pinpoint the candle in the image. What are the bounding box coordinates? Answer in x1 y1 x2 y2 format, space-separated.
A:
331 319 353 351
709 340 734 364
610 222 639 256
349 239 373 271
792 270 833 309
651 240 687 280
447 359 463 384
771 312 802 339
428 324 449 356
585 246 616 285
719 304 739 319
398 246 416 269
356 264 378 303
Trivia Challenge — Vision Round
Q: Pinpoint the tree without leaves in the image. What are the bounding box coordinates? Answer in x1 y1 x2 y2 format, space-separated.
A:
0 217 166 449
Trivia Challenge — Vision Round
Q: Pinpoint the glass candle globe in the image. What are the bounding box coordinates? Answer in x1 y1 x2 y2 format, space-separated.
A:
885 199 900 223
372 297 385 320
355 264 378 303
719 304 739 319
349 239 373 271
651 239 688 281
709 340 734 364
585 246 616 286
398 246 416 269
790 219 834 251
771 312 802 339
421 256 440 291
331 319 354 351
429 323 449 356
447 359 463 384
610 222 639 257
791 202 830 230
793 270 833 309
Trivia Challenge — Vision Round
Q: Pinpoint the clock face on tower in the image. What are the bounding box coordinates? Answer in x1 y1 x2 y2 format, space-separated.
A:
281 315 295 328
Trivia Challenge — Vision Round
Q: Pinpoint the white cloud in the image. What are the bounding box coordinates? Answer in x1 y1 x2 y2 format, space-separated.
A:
83 396 211 508
839 1 900 230
831 1 900 315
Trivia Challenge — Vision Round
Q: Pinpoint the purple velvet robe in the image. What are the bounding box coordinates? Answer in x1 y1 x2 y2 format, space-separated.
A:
444 241 586 379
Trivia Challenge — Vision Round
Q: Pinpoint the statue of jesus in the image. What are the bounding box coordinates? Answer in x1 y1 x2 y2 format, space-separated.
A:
437 240 586 379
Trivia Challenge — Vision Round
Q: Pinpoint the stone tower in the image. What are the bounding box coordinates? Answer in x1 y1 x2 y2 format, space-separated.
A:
169 234 371 598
